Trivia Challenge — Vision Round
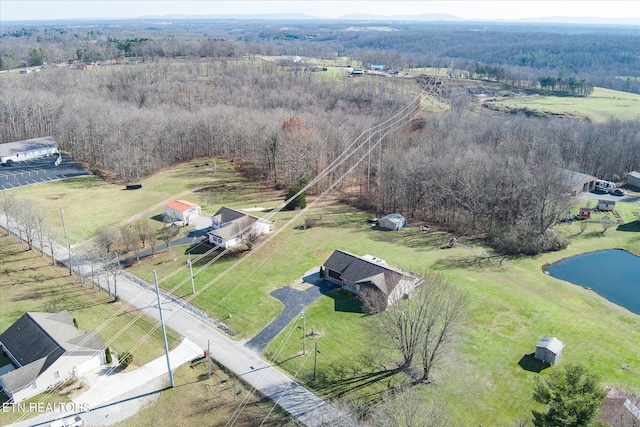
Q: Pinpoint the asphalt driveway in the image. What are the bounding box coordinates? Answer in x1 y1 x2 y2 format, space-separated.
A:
245 269 337 352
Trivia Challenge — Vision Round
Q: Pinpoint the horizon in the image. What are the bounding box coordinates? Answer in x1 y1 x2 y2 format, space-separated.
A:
1 1 639 24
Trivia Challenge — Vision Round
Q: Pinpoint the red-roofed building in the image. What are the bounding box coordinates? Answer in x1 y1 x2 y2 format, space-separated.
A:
165 200 201 224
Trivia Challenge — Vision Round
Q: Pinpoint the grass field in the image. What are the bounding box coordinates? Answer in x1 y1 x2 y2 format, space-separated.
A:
485 87 640 123
115 358 295 427
4 161 640 425
2 159 277 243
0 231 181 424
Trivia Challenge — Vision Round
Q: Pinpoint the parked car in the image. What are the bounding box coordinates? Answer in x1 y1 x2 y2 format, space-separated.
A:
610 188 625 196
1 159 14 166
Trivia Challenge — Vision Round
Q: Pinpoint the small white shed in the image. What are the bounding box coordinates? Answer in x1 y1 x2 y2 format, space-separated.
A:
534 336 565 365
597 200 615 212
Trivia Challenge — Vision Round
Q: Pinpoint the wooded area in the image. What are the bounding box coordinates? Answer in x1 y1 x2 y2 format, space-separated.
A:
1 19 639 254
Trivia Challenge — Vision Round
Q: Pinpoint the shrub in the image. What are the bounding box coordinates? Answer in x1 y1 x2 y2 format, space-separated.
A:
118 352 133 368
304 217 317 229
105 347 112 364
285 185 306 210
491 221 568 255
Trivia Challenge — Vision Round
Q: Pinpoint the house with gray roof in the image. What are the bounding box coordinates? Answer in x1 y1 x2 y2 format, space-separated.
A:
0 311 105 402
207 207 272 249
323 250 423 308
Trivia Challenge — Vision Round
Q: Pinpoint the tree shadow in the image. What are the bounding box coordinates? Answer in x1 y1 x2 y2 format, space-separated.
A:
518 353 550 373
313 367 401 399
431 254 517 271
616 221 640 232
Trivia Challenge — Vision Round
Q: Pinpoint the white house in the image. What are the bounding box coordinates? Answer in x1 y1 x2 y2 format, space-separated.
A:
534 336 565 365
323 250 423 308
0 311 105 402
165 200 201 224
207 207 272 249
0 136 59 164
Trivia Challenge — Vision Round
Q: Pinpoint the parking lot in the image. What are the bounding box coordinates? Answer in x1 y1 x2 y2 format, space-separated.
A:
0 153 90 190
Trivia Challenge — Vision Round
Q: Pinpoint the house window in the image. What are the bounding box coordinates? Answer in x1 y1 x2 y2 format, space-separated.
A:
30 382 37 390
53 370 60 380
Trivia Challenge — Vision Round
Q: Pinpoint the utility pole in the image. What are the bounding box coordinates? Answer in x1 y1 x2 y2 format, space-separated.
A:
313 342 320 381
188 253 195 294
207 339 211 379
154 270 174 388
300 307 306 355
367 127 371 192
59 207 72 276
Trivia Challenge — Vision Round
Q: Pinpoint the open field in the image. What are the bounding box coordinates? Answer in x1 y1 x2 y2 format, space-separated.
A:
115 358 295 427
485 87 640 122
2 159 280 243
0 231 181 423
4 162 640 425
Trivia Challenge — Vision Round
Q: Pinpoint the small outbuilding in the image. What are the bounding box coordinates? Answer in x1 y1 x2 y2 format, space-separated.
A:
534 336 565 365
597 199 615 212
627 171 640 189
165 200 201 224
378 213 406 231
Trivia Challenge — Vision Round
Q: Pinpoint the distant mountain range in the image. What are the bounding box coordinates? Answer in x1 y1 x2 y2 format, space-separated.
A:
2 13 639 26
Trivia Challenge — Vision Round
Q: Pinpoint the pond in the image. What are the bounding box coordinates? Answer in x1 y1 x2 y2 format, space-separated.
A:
545 249 640 315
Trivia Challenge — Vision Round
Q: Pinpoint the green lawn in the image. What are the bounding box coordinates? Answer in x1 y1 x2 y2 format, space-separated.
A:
0 231 181 424
5 161 640 425
116 359 294 427
486 87 640 123
3 159 276 243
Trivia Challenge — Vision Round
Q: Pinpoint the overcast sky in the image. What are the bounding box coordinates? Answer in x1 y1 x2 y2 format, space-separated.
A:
1 1 639 22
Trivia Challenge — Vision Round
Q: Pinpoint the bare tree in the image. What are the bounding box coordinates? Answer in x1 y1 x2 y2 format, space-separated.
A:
417 275 468 383
363 273 468 381
96 226 121 253
371 387 450 427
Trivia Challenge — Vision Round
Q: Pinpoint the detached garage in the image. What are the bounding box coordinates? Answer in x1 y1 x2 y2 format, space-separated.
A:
166 200 201 224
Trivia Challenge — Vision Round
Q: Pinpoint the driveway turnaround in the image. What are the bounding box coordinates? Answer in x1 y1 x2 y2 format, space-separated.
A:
246 270 337 352
1 213 354 427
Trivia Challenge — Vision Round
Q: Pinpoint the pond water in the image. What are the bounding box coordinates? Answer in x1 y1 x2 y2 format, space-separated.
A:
546 249 640 315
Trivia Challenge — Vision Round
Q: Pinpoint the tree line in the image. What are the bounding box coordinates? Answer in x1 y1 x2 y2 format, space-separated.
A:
1 55 638 254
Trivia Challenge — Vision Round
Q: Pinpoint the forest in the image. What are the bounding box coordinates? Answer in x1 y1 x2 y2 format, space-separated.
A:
1 19 639 254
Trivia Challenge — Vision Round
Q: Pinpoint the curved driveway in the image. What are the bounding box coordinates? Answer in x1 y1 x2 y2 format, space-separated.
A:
246 270 337 352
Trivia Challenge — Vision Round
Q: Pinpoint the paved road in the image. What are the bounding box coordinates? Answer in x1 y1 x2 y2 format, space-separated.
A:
246 271 337 352
0 153 90 190
1 212 354 427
